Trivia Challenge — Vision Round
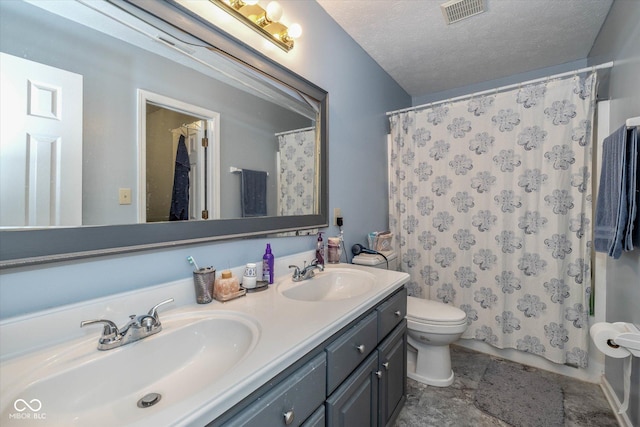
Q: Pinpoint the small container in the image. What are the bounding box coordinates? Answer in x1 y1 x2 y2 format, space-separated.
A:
193 267 216 304
214 270 240 301
327 237 341 264
243 263 258 289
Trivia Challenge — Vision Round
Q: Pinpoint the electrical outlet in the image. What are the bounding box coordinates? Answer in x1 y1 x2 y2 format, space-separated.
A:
334 207 342 225
119 188 132 205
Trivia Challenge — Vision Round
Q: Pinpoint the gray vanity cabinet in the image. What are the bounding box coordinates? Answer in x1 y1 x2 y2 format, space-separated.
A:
213 287 407 427
325 288 407 427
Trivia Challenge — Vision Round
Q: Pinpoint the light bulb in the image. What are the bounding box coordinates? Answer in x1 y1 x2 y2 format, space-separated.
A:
287 23 302 39
266 1 283 22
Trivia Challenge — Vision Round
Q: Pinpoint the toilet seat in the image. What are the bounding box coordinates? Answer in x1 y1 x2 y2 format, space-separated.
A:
407 296 467 326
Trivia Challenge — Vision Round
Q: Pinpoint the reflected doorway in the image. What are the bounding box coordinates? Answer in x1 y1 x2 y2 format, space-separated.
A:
138 90 220 223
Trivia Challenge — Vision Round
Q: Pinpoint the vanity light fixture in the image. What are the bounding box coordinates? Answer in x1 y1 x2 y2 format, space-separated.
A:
210 0 302 52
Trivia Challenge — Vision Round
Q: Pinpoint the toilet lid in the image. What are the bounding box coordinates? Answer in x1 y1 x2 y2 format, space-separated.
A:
407 296 467 325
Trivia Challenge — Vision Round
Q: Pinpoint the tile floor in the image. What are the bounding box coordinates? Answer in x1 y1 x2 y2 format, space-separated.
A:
394 345 619 427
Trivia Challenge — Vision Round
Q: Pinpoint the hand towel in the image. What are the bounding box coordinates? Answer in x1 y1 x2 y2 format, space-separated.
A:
623 127 638 250
241 169 267 217
594 126 628 258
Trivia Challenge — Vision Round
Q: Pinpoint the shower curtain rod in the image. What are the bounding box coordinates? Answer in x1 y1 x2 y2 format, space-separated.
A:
386 61 614 116
274 126 315 137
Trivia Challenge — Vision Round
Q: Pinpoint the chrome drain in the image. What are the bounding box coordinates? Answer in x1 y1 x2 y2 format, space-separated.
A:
137 392 161 408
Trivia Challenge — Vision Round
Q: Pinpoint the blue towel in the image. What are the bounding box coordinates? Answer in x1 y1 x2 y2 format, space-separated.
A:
594 125 638 258
624 127 638 250
241 169 267 217
169 135 190 221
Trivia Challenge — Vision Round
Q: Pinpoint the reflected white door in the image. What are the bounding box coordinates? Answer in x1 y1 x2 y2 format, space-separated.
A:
0 52 83 227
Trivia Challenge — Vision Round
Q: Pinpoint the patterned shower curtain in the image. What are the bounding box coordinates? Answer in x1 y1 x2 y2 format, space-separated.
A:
278 127 316 216
388 73 597 367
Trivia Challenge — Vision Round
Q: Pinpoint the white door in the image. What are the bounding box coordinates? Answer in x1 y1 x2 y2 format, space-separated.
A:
0 52 83 227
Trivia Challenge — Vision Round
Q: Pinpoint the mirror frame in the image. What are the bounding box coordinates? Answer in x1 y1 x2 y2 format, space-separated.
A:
0 0 328 268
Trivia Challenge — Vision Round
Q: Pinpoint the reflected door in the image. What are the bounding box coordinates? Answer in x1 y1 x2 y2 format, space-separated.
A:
0 53 83 227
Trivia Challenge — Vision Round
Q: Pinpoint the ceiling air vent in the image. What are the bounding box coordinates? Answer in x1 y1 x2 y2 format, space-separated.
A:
441 0 485 25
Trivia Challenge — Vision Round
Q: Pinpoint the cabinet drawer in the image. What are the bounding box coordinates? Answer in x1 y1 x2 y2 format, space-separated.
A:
377 287 407 340
225 353 326 427
326 311 378 394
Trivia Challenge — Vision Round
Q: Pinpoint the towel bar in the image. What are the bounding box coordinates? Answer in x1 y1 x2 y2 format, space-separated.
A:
230 167 269 176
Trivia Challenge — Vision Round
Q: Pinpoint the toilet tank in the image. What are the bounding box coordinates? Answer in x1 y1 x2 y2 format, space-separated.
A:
352 250 398 270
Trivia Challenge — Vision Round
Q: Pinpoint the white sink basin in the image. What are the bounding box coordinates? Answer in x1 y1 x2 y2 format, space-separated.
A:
278 268 376 302
0 311 260 426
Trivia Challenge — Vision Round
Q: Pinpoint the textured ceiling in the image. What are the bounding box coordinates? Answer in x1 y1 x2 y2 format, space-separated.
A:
316 0 613 98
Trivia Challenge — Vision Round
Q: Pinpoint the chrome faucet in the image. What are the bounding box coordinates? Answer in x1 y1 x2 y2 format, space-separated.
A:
81 298 174 350
289 259 324 282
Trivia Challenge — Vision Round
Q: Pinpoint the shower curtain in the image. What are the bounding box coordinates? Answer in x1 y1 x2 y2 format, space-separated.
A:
388 73 597 367
277 128 316 216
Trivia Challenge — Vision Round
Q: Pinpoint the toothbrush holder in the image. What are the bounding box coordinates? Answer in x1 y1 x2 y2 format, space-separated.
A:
193 267 216 304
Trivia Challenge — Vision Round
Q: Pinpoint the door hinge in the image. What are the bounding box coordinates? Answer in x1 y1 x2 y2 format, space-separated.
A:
201 137 209 148
201 210 209 219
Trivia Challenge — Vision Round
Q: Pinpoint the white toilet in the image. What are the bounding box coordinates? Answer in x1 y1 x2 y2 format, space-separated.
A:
406 296 468 387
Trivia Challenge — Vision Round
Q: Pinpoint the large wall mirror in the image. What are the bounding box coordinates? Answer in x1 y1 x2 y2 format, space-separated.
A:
0 0 328 267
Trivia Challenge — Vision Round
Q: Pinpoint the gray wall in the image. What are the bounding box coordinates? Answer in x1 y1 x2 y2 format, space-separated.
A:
0 1 410 318
590 1 640 424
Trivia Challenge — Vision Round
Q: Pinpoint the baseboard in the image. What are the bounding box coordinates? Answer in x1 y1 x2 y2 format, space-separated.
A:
600 375 633 427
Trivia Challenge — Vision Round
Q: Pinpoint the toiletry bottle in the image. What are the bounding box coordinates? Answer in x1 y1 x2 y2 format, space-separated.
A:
328 237 341 263
316 232 325 266
262 243 275 284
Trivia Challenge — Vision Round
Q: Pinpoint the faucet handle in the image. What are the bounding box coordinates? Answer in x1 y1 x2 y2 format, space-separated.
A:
80 319 119 339
288 264 301 275
147 298 174 322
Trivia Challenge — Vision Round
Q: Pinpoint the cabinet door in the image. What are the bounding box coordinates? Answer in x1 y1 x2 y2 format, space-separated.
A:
326 352 379 427
378 320 407 427
224 353 326 427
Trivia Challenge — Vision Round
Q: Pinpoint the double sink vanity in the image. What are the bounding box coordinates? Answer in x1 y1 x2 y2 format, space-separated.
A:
0 253 409 426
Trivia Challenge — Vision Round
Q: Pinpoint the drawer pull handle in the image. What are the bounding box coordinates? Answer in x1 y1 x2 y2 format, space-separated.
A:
284 410 295 425
376 370 382 378
394 310 402 317
383 362 390 370
356 344 365 354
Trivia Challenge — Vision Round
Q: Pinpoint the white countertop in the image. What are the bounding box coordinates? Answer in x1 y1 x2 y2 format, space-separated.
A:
0 252 409 426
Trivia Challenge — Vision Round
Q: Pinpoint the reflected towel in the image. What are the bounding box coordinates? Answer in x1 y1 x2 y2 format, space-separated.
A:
594 126 638 258
241 169 267 217
169 135 190 221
